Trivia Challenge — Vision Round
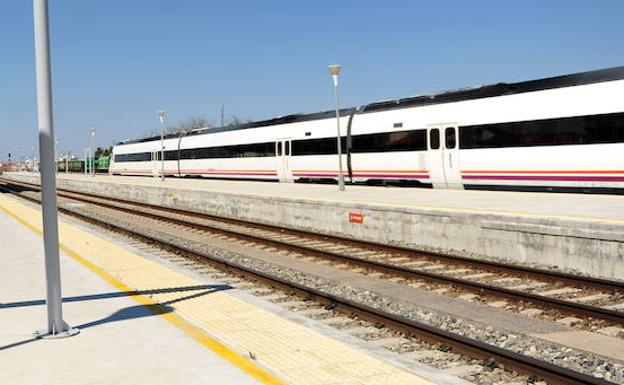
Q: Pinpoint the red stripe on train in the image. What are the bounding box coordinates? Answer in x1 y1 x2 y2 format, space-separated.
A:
463 175 624 182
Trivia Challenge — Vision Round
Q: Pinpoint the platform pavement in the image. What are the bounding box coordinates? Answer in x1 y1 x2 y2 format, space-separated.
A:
0 191 460 385
0 198 266 385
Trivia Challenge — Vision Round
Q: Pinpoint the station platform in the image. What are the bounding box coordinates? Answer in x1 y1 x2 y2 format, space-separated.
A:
0 191 456 385
4 172 624 280
11 172 624 221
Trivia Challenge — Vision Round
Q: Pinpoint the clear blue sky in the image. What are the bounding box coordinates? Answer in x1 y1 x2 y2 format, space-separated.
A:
1 1 624 160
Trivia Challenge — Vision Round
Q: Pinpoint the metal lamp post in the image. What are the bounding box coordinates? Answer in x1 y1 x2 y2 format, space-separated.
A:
32 0 78 338
90 127 96 176
158 110 165 181
328 64 345 191
83 148 87 175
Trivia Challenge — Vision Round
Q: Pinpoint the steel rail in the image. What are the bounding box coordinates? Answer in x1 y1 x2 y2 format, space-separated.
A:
2 177 622 293
2 178 623 325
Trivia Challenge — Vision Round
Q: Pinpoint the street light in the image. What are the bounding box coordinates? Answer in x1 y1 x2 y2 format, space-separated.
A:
328 64 345 191
157 110 165 181
84 148 88 175
32 0 78 338
90 126 95 177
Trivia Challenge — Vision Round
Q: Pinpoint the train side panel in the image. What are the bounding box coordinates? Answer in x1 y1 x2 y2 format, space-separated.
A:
110 73 624 193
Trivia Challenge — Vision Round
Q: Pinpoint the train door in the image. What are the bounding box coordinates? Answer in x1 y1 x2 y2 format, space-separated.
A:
442 125 463 189
275 138 293 182
427 126 446 188
151 150 159 177
426 125 463 189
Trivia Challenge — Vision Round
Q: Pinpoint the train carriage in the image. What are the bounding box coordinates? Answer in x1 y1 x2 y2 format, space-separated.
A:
110 66 624 194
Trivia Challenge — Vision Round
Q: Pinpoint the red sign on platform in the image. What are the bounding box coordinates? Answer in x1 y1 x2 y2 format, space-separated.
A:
349 213 364 223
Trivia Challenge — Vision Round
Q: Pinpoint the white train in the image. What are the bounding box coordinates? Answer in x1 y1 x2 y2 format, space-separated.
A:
111 66 624 194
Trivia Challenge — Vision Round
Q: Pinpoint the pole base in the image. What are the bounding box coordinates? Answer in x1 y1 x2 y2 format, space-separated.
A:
35 322 80 339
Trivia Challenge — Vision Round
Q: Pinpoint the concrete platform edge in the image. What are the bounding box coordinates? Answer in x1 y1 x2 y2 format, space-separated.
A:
5 173 623 281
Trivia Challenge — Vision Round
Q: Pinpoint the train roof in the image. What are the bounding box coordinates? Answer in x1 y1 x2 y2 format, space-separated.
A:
117 65 624 146
361 65 624 113
116 108 357 145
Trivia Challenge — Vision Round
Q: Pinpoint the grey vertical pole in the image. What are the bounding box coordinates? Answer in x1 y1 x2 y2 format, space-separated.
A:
220 104 224 127
333 77 345 191
160 121 164 181
33 0 78 338
158 111 165 181
91 129 95 177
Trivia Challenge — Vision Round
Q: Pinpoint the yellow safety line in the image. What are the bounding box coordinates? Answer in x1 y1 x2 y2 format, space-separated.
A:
0 202 287 385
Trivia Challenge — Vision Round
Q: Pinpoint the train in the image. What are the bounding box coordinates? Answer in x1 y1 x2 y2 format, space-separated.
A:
56 156 110 173
110 66 624 194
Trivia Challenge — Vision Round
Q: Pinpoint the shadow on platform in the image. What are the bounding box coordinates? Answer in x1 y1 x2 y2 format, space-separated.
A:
0 283 231 309
0 284 230 352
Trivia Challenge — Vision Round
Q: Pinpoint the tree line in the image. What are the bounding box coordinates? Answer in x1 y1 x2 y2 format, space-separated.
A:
145 115 252 137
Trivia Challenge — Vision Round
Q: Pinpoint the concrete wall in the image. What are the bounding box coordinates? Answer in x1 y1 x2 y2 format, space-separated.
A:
6 173 624 281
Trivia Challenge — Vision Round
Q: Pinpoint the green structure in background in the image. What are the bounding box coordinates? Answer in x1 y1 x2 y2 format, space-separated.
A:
56 155 110 173
96 155 110 172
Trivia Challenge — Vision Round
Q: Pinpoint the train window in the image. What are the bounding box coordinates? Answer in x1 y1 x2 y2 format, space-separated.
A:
113 152 152 162
429 129 440 149
277 142 282 156
460 112 624 149
292 137 340 156
285 141 290 156
116 141 276 162
267 142 277 156
386 131 414 151
350 129 426 153
445 127 456 149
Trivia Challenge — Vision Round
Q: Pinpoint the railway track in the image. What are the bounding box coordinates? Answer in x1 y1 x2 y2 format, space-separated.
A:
0 178 621 385
3 177 623 325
